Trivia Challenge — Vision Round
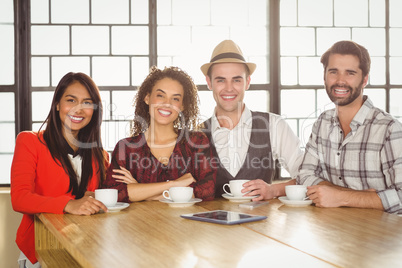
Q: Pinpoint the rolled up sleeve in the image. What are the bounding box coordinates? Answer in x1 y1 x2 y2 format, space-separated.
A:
377 124 402 214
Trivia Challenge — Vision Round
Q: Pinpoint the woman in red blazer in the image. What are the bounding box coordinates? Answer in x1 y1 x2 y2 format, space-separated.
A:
11 72 109 267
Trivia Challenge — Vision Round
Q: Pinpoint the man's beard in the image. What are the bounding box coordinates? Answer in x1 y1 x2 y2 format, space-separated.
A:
325 80 364 106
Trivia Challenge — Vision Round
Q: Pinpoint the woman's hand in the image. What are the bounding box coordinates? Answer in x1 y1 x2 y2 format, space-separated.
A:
172 173 196 187
112 166 138 184
84 191 95 197
64 194 108 215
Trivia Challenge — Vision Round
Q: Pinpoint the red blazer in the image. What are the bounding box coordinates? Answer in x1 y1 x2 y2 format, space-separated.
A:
10 131 107 264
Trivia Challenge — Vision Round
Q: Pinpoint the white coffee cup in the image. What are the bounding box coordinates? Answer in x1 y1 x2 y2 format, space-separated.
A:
162 187 193 202
95 189 118 207
285 185 307 201
223 180 250 197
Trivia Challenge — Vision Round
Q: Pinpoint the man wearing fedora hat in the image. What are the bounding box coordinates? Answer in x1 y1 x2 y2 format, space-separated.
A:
201 40 304 201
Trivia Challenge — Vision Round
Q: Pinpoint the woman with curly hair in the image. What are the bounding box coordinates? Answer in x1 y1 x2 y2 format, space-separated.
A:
103 66 216 202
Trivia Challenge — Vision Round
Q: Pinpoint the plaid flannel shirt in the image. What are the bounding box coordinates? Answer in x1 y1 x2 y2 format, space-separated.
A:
297 96 402 214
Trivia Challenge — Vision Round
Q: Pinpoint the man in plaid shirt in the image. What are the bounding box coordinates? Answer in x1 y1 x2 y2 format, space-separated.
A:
297 40 402 214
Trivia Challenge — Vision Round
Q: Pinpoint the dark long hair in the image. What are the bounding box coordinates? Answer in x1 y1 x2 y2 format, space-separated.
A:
131 66 200 136
39 72 107 199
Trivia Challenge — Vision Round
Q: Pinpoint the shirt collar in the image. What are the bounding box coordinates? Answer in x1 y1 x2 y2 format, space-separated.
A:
211 105 252 131
352 95 374 125
330 95 373 129
61 135 81 157
351 95 373 127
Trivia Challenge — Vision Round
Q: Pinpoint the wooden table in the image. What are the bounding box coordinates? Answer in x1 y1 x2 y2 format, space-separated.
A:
35 198 402 267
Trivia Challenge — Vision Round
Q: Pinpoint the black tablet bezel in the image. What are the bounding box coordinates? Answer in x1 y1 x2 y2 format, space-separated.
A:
180 210 267 225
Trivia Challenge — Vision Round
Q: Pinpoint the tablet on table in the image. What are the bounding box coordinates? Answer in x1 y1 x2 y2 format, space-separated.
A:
180 210 267 225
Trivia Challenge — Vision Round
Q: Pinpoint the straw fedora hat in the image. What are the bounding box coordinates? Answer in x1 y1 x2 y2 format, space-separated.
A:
200 40 256 76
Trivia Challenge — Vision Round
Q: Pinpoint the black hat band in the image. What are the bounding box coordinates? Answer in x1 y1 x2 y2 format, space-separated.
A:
210 52 245 63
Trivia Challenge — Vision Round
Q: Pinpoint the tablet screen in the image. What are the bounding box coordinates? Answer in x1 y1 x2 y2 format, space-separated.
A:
180 210 267 225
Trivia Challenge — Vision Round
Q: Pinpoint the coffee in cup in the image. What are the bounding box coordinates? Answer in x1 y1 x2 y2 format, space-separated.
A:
223 180 250 197
95 189 118 207
285 185 307 201
162 187 193 202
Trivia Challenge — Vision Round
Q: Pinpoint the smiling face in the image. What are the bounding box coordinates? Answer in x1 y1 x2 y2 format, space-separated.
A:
206 63 251 117
57 81 94 138
324 53 368 108
144 78 184 128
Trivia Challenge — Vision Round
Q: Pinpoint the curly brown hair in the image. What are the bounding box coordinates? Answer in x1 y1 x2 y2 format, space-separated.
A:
131 66 200 136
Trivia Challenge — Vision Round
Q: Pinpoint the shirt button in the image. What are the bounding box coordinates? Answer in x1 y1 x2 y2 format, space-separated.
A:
339 177 342 180
337 152 340 156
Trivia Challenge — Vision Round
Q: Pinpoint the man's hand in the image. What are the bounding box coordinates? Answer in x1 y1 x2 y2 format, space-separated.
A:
307 184 383 210
242 179 276 201
307 185 346 207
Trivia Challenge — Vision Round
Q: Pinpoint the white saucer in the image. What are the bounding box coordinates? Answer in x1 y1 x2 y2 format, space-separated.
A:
222 193 258 203
159 198 202 207
106 202 130 212
278 196 313 207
